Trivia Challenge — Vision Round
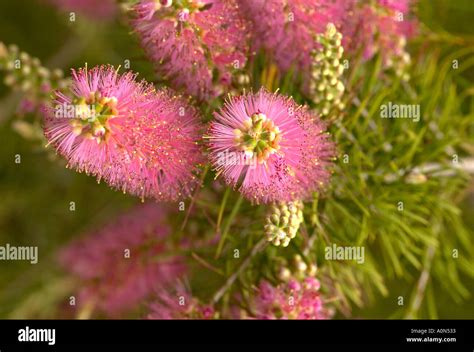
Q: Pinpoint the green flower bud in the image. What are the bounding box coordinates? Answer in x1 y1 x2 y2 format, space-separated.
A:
263 200 304 247
310 23 345 117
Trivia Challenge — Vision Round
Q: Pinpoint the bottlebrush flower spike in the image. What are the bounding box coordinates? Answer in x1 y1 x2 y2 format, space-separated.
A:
132 0 250 101
43 65 204 202
239 0 351 76
240 0 416 82
342 0 416 79
58 203 186 317
147 282 215 319
208 89 335 204
246 254 331 320
248 276 330 319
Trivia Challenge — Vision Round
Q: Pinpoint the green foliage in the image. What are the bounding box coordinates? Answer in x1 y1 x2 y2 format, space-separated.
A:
0 0 473 319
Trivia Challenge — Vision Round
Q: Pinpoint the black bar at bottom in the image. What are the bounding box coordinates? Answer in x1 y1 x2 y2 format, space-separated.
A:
0 319 472 349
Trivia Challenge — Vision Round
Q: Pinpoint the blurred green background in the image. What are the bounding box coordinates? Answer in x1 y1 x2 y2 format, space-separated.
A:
0 0 473 318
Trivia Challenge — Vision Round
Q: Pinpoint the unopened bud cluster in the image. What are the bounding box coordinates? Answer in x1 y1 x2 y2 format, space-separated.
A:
264 201 304 247
310 23 345 116
385 37 411 81
0 42 68 111
229 72 251 95
277 254 318 281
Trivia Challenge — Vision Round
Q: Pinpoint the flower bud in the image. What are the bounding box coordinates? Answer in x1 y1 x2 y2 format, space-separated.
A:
263 200 304 247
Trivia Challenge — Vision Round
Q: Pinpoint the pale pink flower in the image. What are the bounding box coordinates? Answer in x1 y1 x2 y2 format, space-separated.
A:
59 203 185 317
341 0 417 64
44 65 204 202
147 282 215 319
239 0 353 74
240 0 416 78
132 0 251 101
208 89 334 204
249 277 330 320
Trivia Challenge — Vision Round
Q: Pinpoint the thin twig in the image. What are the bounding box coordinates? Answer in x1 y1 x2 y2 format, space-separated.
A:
191 252 224 276
380 157 474 185
180 164 209 232
212 238 268 304
405 243 436 319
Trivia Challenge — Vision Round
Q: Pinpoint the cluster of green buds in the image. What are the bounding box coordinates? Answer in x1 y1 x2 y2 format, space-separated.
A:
310 23 345 117
264 200 304 247
229 72 251 96
69 91 119 143
233 112 282 164
277 254 318 281
385 36 411 81
0 42 69 111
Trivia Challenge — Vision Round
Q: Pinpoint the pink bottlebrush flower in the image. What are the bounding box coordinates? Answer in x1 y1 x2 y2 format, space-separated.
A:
132 0 251 101
147 282 215 319
239 0 352 74
341 0 417 64
208 89 334 204
59 203 186 317
240 0 416 79
44 65 204 202
249 277 330 320
45 0 117 20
